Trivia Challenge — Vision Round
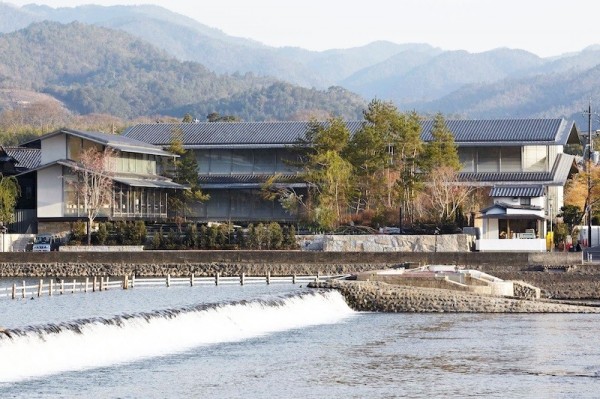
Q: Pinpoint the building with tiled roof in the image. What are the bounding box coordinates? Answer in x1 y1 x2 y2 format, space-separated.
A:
14 128 185 234
124 118 579 222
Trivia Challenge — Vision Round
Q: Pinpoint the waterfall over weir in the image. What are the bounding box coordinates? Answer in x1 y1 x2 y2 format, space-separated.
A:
0 290 354 383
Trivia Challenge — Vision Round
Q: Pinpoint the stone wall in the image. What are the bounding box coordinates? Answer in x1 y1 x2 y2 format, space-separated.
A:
60 245 144 252
311 234 473 252
310 280 600 313
0 250 580 267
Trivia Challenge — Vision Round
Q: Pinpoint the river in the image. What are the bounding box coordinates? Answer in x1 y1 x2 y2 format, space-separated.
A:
0 281 599 398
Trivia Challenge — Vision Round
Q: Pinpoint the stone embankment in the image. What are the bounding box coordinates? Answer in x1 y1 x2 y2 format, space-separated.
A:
0 262 378 278
309 280 600 313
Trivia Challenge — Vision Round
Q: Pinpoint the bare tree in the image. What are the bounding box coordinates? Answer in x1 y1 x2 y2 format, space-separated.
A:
69 147 115 245
416 166 478 225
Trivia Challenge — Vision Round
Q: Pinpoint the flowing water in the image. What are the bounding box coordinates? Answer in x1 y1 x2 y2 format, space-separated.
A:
0 282 600 398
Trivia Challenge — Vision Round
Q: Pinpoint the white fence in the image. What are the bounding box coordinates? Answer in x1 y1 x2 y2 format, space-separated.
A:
0 273 341 300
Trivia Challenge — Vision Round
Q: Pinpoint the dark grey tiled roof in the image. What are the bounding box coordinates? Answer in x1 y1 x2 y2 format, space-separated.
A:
421 118 574 145
198 174 306 189
21 128 172 157
458 153 576 185
490 185 545 198
459 171 553 182
124 121 363 148
124 119 576 148
3 147 40 170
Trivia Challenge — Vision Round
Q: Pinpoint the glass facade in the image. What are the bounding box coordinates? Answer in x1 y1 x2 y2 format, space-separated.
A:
189 189 301 221
194 149 300 175
458 146 525 173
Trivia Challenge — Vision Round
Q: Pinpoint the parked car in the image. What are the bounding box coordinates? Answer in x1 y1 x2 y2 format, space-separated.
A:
32 234 62 252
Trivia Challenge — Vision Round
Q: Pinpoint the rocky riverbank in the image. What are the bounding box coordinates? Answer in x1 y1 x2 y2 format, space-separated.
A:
309 280 600 313
2 256 600 300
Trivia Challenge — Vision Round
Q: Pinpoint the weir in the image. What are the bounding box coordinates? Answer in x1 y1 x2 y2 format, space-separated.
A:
0 290 353 383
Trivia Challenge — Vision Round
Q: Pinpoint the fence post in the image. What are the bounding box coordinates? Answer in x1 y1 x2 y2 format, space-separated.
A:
266 271 270 285
99 276 103 292
93 276 97 292
105 276 109 290
84 277 89 293
11 283 16 300
38 279 43 297
166 274 171 287
72 279 76 294
22 280 26 299
190 273 194 287
241 273 245 286
292 274 296 285
131 275 135 288
49 279 53 296
123 275 128 290
215 272 220 286
60 279 64 295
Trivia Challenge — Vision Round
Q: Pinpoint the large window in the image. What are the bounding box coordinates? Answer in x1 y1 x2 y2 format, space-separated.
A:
477 148 499 172
210 150 232 174
458 148 475 172
254 150 276 173
231 150 254 173
500 147 521 172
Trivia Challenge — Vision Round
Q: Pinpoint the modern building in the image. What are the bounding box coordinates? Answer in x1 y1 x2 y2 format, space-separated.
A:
124 118 580 251
16 128 185 234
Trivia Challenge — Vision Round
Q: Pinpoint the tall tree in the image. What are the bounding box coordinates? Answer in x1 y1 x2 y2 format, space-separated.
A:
69 147 114 245
299 118 354 230
421 113 461 173
166 126 208 221
0 174 20 227
347 99 423 224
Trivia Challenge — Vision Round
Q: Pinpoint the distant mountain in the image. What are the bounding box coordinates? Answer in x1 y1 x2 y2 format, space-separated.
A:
420 63 600 125
345 48 544 105
0 3 416 88
2 2 600 121
0 21 365 120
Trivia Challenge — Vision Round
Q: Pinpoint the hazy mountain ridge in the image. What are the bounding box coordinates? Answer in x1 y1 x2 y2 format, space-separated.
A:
0 20 365 120
1 2 600 120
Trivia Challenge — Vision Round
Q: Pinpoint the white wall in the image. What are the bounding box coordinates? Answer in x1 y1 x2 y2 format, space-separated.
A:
37 165 63 217
522 146 547 172
41 134 66 164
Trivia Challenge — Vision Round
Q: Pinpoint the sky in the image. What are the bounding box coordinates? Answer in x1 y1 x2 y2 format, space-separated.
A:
5 0 600 57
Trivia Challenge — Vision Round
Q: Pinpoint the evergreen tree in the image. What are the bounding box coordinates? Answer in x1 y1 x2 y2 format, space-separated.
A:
0 174 20 227
422 113 461 173
301 118 354 230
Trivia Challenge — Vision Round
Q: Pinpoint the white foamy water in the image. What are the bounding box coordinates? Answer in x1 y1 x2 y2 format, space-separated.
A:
0 290 354 383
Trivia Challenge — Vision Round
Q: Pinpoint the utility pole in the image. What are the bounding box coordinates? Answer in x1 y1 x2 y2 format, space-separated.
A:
586 102 593 247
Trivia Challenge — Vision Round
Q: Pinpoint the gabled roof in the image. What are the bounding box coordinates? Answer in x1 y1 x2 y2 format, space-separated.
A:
123 118 579 148
421 118 579 146
123 121 365 149
459 153 577 186
480 201 543 213
490 185 545 198
21 128 173 157
2 147 41 170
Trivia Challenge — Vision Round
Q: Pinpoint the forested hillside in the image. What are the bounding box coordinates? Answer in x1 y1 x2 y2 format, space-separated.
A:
2 2 600 121
0 21 365 120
